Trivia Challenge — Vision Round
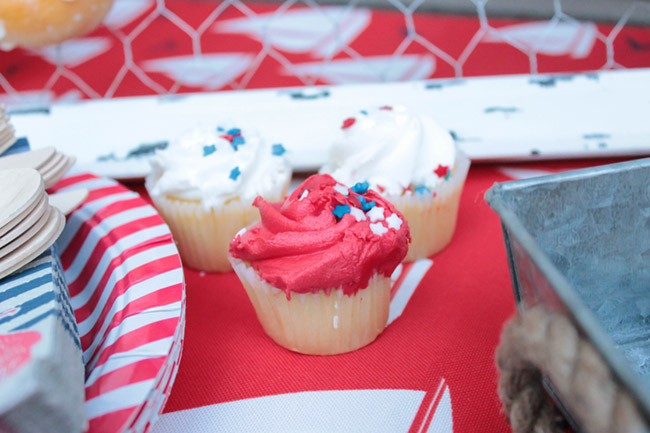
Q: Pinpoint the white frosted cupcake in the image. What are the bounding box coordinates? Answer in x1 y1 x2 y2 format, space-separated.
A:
320 105 470 262
146 125 292 272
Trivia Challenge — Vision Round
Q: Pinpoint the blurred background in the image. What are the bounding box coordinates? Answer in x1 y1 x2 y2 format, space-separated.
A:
1 0 649 108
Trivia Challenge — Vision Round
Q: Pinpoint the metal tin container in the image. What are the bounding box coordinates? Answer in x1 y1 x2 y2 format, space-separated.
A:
485 157 650 427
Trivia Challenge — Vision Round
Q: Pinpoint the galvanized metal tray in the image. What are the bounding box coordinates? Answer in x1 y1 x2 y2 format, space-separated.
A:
485 157 650 426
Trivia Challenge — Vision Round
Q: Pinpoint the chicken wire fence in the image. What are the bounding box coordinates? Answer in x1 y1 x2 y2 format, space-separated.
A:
0 0 649 108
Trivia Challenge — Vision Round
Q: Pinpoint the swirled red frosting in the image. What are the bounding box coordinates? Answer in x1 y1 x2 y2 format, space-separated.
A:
229 174 411 298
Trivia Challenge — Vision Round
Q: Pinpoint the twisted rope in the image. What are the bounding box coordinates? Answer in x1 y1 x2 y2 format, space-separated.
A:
496 306 649 433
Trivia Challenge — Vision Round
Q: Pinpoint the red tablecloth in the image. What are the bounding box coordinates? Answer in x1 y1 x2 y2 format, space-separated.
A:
2 1 650 431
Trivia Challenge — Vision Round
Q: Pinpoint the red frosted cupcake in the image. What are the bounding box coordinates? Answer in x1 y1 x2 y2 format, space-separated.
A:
229 174 411 355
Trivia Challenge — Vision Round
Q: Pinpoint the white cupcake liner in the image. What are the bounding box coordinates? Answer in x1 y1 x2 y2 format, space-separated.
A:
229 257 392 355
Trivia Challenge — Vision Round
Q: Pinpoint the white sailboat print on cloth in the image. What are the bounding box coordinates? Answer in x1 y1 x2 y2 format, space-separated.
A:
141 54 254 89
103 0 155 29
483 21 598 59
213 7 371 58
151 383 453 433
34 37 113 68
286 54 435 84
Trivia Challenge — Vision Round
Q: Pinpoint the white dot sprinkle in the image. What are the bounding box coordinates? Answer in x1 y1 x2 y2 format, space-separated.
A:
386 213 403 230
333 316 339 329
299 190 309 201
349 206 367 222
333 185 349 196
370 222 388 236
367 206 385 222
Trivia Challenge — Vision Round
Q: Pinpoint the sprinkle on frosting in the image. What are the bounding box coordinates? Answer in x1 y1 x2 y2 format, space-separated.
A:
299 189 309 201
229 166 241 181
351 181 369 194
360 110 368 115
357 195 375 212
229 174 411 298
333 185 349 196
370 222 388 235
386 213 402 230
366 206 385 222
202 144 216 156
434 164 450 178
414 185 431 195
379 105 393 110
349 206 367 221
332 204 351 219
217 126 224 132
272 143 286 156
342 118 356 129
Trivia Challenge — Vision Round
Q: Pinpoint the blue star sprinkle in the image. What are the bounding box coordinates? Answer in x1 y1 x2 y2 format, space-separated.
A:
414 185 431 195
272 143 286 156
202 144 217 156
357 196 376 212
332 204 351 219
227 128 241 136
229 166 241 181
351 181 369 194
231 135 245 150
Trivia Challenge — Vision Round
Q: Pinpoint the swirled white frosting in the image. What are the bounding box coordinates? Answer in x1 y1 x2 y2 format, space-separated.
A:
320 106 456 196
147 125 291 209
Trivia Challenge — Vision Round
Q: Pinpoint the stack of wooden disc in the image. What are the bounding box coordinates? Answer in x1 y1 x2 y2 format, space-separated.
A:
0 168 65 280
0 147 76 189
0 105 17 155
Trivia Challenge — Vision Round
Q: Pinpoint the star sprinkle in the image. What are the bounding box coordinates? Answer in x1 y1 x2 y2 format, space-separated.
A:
342 118 356 129
376 184 386 194
333 185 349 196
272 144 286 156
332 204 351 219
349 207 367 221
229 166 241 181
414 185 431 195
370 222 388 235
227 128 241 136
351 181 369 194
357 196 376 212
202 144 216 156
367 206 385 222
379 106 393 111
434 164 450 178
386 213 403 230
231 135 245 150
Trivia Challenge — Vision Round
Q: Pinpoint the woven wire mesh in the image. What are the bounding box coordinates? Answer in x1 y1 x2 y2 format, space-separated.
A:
0 0 649 107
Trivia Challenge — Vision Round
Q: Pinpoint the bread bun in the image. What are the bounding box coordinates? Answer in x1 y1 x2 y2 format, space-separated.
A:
0 0 115 50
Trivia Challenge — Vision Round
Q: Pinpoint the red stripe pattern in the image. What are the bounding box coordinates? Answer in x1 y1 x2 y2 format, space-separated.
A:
55 174 185 433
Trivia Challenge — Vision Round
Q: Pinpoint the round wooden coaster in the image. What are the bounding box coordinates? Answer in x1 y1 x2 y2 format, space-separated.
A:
0 168 44 231
0 205 51 259
48 188 88 216
0 188 46 238
38 151 65 176
0 147 57 172
0 206 65 280
42 155 75 189
0 192 49 248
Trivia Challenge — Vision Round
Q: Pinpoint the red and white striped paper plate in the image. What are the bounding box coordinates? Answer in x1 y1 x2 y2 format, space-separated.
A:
50 173 185 433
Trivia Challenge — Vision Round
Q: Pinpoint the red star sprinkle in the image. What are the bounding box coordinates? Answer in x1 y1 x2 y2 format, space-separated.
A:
341 118 356 129
376 184 386 193
434 164 450 178
220 131 242 143
379 106 393 110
